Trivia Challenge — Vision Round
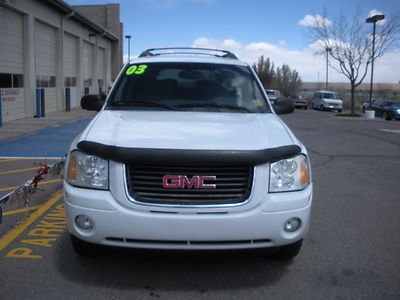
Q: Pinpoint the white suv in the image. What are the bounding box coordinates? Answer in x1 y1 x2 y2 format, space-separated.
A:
64 48 313 259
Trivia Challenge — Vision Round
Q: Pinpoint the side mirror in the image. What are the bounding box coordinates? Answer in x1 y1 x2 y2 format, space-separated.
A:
273 97 295 115
81 94 104 111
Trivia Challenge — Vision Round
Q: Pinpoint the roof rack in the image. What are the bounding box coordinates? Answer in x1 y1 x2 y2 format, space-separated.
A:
138 47 238 59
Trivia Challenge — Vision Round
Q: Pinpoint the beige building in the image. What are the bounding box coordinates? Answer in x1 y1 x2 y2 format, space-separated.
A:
72 3 123 80
0 0 123 125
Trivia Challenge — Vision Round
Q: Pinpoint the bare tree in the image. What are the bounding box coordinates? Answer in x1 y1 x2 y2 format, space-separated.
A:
252 55 275 88
305 8 400 114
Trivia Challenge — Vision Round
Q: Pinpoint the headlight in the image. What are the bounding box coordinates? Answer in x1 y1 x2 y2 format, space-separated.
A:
269 155 310 192
66 150 109 190
396 108 400 114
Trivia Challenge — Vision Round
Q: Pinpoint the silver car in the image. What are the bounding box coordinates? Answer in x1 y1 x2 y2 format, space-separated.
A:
265 89 280 105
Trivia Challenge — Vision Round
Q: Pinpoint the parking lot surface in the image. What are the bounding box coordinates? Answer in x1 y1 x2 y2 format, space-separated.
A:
0 109 399 299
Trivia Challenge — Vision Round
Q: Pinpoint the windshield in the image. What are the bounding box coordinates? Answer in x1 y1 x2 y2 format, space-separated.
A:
322 93 339 99
108 62 269 113
382 101 399 107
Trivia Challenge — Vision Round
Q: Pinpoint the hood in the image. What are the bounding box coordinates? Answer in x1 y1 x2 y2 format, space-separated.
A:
80 110 294 151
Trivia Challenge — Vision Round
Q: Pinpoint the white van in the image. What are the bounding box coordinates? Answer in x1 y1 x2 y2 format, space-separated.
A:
312 90 343 112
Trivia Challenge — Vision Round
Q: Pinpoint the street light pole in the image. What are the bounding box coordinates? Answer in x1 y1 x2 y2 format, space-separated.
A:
125 35 132 62
325 47 331 89
366 14 385 107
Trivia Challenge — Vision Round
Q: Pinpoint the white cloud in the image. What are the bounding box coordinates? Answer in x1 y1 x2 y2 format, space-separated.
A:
368 9 383 17
191 37 400 83
298 14 332 28
193 37 242 50
123 54 139 64
368 9 386 25
245 42 278 52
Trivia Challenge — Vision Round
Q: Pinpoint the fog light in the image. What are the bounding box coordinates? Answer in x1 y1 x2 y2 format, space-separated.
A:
76 215 94 230
284 218 301 233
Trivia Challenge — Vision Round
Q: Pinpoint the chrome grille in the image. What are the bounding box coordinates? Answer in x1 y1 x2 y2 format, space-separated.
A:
125 165 253 205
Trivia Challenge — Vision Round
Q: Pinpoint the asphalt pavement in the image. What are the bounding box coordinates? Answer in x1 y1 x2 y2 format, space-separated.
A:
0 109 399 299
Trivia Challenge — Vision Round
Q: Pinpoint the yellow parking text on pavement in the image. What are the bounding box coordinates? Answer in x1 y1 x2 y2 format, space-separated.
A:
6 247 42 259
6 202 66 259
0 190 63 252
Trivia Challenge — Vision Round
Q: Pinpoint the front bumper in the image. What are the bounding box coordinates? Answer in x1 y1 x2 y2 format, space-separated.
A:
64 181 313 250
324 102 343 110
295 102 307 108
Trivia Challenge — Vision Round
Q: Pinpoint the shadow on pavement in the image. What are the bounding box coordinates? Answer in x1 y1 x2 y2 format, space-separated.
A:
55 232 292 292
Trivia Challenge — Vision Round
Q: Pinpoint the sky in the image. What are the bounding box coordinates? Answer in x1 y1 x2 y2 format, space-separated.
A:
67 0 400 83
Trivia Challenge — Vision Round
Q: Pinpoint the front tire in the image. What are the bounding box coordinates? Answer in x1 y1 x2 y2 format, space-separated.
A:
320 105 324 111
274 239 303 259
383 112 392 121
70 234 102 256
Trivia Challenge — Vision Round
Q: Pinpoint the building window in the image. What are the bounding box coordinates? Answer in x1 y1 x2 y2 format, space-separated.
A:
84 78 92 87
49 76 56 87
36 75 56 88
65 76 77 87
0 73 23 88
0 73 12 88
13 74 24 88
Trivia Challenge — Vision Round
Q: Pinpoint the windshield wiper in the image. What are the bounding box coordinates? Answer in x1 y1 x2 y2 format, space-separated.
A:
176 103 252 113
110 100 177 110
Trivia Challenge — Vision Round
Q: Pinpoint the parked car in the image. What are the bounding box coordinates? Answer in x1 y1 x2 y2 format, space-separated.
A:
362 99 381 112
265 89 280 105
291 95 307 109
362 99 400 120
312 90 343 112
65 47 312 259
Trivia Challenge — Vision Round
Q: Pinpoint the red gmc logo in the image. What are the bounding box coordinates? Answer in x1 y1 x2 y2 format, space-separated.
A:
162 175 217 189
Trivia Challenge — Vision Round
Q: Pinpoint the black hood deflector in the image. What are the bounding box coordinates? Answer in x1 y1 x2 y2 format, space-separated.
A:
77 141 302 166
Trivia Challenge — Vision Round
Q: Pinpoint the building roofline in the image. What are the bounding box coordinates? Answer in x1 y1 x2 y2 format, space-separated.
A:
43 0 119 42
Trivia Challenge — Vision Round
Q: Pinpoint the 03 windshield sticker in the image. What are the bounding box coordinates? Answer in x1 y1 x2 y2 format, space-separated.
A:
253 99 264 107
126 64 148 76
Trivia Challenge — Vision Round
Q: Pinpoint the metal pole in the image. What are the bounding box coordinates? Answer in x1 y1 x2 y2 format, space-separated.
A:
35 88 41 118
325 48 329 89
0 93 2 127
125 35 132 63
127 36 131 62
369 22 376 106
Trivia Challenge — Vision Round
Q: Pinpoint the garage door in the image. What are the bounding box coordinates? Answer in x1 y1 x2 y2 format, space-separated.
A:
0 7 25 122
83 41 94 94
64 33 78 108
97 47 106 94
35 21 57 113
